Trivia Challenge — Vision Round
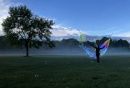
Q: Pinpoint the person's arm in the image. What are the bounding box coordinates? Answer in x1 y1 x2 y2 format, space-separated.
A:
100 46 105 49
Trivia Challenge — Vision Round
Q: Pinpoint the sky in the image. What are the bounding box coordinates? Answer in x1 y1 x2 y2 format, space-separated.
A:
1 0 130 40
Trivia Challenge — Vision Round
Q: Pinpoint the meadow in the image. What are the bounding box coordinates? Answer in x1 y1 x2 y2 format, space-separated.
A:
0 55 130 88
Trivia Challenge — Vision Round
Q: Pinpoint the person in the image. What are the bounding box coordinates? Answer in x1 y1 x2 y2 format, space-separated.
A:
90 44 105 63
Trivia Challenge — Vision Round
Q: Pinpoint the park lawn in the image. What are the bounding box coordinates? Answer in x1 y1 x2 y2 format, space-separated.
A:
0 55 130 88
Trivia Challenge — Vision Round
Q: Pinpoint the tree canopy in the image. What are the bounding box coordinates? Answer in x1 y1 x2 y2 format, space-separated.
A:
2 5 55 56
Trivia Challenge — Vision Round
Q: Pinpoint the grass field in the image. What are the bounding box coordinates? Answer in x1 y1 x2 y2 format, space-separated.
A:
0 55 130 88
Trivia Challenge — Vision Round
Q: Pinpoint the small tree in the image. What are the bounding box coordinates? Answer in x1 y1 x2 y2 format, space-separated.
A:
2 5 55 57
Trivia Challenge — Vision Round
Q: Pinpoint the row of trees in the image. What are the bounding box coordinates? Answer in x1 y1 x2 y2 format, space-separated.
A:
55 38 130 48
0 36 129 50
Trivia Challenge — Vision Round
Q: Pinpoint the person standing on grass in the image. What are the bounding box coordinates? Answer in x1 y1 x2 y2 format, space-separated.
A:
90 44 105 63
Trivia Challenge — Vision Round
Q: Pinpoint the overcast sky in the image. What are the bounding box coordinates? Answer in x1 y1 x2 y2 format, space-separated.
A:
1 0 130 40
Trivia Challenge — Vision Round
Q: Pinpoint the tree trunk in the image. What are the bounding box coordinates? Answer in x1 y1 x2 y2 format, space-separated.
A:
25 41 29 57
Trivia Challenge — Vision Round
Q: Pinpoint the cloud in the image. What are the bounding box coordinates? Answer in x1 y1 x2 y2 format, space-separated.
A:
0 0 22 35
0 0 11 35
52 25 80 36
51 25 89 40
114 32 130 37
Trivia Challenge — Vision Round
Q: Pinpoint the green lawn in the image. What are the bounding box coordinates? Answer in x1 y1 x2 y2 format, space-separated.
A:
0 55 130 88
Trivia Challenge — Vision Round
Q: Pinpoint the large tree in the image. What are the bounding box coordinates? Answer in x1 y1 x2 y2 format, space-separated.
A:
2 5 55 56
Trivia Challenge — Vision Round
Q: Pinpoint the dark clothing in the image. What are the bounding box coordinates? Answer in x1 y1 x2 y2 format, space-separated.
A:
96 48 100 63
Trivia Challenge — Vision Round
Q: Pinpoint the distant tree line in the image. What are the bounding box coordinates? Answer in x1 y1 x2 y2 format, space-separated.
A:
0 36 129 50
54 37 130 48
